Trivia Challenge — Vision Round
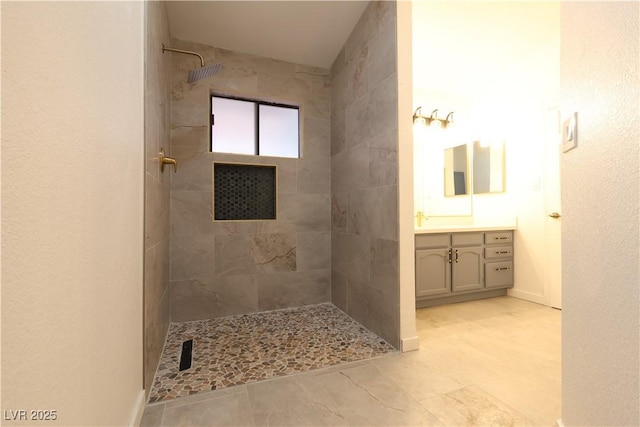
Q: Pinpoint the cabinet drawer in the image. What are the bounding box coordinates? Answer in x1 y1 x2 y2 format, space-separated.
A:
485 231 513 244
451 232 483 247
484 246 513 260
485 261 514 289
416 234 450 249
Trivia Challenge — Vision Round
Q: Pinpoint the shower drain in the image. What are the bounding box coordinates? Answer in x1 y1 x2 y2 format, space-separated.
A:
179 339 193 371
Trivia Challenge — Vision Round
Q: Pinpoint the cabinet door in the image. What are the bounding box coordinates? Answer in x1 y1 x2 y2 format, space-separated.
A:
416 249 451 298
451 247 483 293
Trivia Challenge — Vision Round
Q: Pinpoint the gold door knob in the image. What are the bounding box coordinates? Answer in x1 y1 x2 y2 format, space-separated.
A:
159 148 177 173
548 212 561 219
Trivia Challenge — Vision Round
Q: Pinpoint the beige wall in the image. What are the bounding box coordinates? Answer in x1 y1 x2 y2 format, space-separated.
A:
1 2 145 425
412 1 561 308
144 1 172 395
168 40 331 321
560 2 639 424
397 0 418 351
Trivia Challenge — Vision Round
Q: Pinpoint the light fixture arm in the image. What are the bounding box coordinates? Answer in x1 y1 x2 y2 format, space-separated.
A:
444 112 454 128
412 106 455 128
413 107 423 122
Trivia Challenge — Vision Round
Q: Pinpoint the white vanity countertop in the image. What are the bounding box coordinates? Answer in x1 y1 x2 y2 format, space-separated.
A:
415 224 516 234
415 217 517 234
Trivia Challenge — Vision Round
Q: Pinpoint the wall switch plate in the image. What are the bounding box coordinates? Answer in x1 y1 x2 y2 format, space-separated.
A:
530 176 540 190
562 112 578 152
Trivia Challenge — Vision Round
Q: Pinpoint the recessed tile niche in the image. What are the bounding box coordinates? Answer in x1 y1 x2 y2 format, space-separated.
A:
213 162 277 221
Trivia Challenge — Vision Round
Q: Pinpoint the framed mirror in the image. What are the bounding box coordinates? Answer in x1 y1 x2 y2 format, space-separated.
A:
414 140 472 218
444 144 469 196
473 140 505 194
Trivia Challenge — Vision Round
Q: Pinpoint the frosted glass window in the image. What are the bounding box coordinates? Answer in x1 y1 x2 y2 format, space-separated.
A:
211 94 299 158
258 105 299 158
211 97 255 155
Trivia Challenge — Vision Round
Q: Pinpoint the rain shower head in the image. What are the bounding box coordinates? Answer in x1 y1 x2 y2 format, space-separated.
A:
188 63 224 83
162 44 224 83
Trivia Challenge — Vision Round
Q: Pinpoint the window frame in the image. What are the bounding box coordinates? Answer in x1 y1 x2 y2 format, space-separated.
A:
210 93 300 158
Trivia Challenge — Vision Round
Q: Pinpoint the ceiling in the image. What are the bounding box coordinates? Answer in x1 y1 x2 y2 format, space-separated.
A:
413 1 560 96
166 1 560 90
166 1 369 69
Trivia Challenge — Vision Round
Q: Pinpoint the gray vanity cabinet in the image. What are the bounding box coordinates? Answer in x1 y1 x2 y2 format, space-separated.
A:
416 230 514 307
415 233 483 298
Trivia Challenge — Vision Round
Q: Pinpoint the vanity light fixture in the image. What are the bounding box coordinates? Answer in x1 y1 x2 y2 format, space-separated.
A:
413 107 454 129
412 107 428 126
444 112 454 128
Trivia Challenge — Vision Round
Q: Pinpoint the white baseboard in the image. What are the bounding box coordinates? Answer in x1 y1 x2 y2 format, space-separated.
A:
401 335 420 352
556 418 565 427
129 389 146 427
508 288 547 305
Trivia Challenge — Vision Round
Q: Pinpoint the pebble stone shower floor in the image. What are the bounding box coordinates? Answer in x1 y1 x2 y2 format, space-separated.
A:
148 303 395 403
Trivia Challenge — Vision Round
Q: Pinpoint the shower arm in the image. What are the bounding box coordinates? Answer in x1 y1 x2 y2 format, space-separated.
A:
162 44 205 67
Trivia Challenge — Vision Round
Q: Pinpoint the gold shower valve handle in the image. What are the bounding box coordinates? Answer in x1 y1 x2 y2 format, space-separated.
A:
548 212 561 219
159 148 177 173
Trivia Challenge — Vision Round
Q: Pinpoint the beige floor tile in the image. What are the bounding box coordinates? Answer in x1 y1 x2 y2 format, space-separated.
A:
371 352 468 401
160 389 256 426
247 362 443 426
163 385 249 410
246 374 344 426
140 403 164 427
419 385 533 426
140 296 561 427
416 298 561 426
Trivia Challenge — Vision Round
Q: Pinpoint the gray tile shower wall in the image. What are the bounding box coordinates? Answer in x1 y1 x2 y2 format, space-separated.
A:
144 1 172 395
330 1 400 348
169 39 331 322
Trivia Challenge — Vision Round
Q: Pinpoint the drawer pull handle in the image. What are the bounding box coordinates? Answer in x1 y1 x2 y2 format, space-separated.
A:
495 237 509 240
455 249 459 263
495 251 510 254
495 267 511 271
